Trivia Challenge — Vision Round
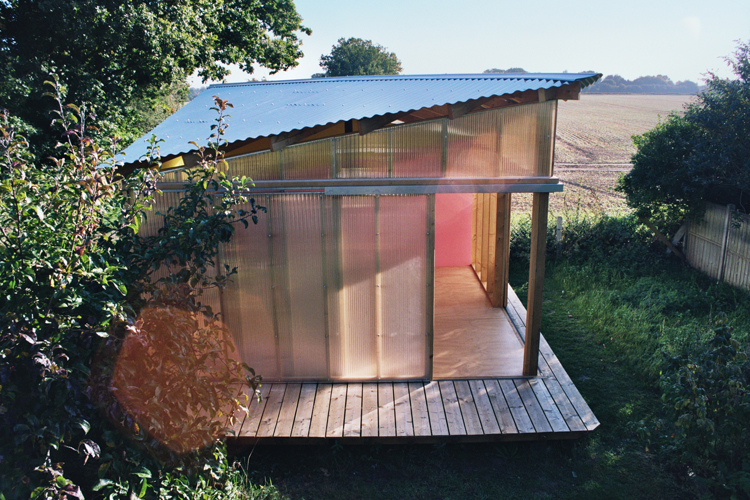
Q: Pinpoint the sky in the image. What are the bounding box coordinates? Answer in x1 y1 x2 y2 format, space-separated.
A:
193 0 750 86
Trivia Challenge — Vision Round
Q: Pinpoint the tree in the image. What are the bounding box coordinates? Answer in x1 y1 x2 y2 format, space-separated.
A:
618 41 750 222
0 0 311 150
319 37 402 77
483 67 527 74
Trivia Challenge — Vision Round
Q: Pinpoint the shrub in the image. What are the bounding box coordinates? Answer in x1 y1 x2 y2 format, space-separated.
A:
660 317 750 497
0 83 263 498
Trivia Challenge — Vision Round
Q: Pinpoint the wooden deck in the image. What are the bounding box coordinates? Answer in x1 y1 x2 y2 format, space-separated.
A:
231 275 599 443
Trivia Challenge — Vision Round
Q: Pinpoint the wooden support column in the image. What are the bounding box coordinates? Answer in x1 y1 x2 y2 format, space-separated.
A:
523 192 549 376
490 193 512 308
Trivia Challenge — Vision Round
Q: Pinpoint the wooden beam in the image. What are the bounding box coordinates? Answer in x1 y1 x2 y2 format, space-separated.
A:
523 192 549 376
358 113 402 135
638 216 686 261
447 98 491 120
490 193 511 307
553 81 581 101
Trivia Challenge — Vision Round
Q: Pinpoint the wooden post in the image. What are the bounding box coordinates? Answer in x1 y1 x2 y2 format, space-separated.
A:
425 194 436 381
490 193 511 307
523 192 549 376
717 204 735 281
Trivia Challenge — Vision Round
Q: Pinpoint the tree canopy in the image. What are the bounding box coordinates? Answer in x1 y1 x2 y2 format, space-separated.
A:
483 67 527 74
0 0 311 150
618 41 750 221
584 74 700 94
319 37 402 77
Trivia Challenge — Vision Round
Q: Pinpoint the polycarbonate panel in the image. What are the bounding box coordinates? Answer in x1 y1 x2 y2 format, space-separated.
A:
159 169 188 183
217 196 278 379
328 196 378 379
139 190 183 237
446 111 498 178
335 132 389 178
498 101 556 177
378 196 429 379
391 120 443 177
212 101 557 184
276 194 328 379
281 140 333 180
226 149 281 180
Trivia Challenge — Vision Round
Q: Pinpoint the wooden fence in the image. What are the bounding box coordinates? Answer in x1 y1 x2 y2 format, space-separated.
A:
684 202 750 291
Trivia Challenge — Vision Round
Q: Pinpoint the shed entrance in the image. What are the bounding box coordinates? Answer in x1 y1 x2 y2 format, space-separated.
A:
432 194 524 378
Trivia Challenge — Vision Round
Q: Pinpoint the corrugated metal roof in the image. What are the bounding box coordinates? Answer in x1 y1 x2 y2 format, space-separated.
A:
121 73 601 163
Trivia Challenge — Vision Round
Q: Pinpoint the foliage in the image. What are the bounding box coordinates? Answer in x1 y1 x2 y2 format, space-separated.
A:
618 41 750 222
0 84 265 498
319 37 402 77
660 318 750 497
583 74 699 94
483 67 527 73
0 0 311 152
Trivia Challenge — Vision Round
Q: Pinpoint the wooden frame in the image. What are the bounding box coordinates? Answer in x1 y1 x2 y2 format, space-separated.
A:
523 192 549 376
471 193 512 308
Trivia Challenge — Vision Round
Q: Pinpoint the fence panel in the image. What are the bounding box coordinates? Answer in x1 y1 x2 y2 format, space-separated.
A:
685 202 750 291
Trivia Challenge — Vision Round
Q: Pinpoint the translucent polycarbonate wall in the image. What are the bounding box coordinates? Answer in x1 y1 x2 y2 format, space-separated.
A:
221 101 556 181
145 193 433 382
137 190 222 322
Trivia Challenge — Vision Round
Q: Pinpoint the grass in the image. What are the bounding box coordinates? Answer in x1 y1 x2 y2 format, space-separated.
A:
231 214 750 500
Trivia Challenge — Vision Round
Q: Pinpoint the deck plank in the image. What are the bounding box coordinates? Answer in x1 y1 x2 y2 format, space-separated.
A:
344 384 363 437
308 384 332 438
291 384 317 438
529 378 568 433
540 336 600 431
393 382 415 437
498 379 535 433
514 379 552 433
468 380 501 435
408 382 432 437
238 383 271 437
438 381 466 436
424 381 449 436
483 379 518 434
378 383 396 436
455 380 484 435
543 377 587 432
361 383 379 437
326 384 347 438
256 384 287 437
274 383 302 437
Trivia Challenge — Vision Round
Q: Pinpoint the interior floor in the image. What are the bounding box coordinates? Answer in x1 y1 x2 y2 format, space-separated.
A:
432 266 525 379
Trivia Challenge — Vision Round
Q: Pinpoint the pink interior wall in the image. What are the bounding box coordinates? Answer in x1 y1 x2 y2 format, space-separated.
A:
435 193 473 267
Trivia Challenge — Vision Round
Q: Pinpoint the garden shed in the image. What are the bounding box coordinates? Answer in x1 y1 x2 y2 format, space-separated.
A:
123 73 601 442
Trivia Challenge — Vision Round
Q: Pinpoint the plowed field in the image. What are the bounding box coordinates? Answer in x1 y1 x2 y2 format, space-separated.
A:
513 94 695 215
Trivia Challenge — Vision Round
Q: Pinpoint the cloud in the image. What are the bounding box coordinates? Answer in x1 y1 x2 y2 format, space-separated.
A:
681 16 701 39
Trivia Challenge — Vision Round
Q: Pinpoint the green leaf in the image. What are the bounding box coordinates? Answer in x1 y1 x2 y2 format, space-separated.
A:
75 418 90 435
34 206 45 221
132 466 152 479
92 479 113 491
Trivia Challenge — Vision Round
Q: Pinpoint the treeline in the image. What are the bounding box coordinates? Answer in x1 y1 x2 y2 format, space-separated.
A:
584 74 700 94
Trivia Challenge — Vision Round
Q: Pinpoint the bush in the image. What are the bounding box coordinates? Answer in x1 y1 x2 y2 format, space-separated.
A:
660 318 750 497
0 83 263 498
